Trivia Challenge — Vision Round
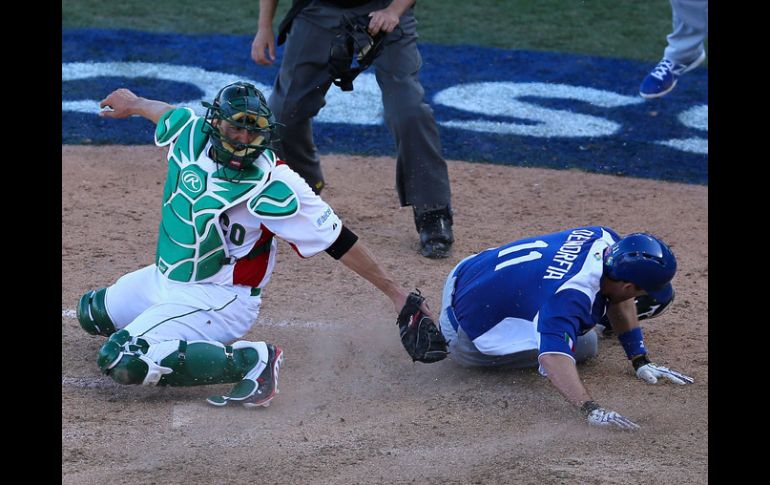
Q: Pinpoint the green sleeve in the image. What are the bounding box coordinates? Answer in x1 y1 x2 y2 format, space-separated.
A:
155 107 195 146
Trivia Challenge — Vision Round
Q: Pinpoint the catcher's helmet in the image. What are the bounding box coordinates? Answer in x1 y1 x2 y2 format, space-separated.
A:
202 81 277 171
603 233 677 302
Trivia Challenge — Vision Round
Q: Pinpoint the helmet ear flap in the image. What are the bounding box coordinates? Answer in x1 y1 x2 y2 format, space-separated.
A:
634 291 675 321
598 289 675 332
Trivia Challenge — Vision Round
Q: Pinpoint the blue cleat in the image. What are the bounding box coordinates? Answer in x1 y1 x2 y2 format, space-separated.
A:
639 51 706 99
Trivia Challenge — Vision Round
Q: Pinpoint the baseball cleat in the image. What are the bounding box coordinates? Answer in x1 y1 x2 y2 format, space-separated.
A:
206 344 284 408
243 344 284 408
206 395 230 407
414 207 454 259
639 51 706 99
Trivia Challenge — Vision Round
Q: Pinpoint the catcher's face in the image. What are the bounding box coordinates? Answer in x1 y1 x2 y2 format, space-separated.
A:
216 119 266 146
211 118 269 164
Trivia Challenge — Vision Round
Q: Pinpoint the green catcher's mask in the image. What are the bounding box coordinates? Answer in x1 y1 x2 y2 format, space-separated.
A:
202 81 278 171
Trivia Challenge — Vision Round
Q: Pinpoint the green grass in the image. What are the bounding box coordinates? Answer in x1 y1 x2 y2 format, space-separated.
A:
62 0 705 62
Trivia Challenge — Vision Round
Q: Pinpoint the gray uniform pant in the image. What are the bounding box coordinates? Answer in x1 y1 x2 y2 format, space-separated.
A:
269 0 451 209
664 0 708 65
441 324 599 368
438 257 599 368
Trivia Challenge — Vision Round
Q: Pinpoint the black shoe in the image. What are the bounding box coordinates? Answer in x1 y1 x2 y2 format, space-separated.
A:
414 206 454 259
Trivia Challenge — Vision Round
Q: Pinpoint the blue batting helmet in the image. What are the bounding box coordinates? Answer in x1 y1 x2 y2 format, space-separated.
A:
603 233 677 302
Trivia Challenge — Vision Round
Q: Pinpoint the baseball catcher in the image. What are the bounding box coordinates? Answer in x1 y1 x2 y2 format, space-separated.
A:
77 81 441 408
396 290 448 363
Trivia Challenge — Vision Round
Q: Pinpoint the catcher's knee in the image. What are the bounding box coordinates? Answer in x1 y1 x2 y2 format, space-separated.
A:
77 288 116 337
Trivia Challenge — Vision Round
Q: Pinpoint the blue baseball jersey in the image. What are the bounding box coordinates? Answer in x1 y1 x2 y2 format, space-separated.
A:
449 226 620 360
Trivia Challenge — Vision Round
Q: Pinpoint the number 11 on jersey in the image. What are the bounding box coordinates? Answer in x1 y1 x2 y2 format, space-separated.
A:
494 241 548 271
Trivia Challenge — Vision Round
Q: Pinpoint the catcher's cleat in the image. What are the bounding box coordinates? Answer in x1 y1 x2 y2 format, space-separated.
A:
414 207 454 259
243 344 284 407
207 344 284 408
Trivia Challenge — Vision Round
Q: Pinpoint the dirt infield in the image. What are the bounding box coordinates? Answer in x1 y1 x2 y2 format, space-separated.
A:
62 146 707 484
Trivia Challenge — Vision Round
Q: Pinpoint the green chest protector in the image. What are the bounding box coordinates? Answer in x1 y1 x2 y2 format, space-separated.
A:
153 108 300 283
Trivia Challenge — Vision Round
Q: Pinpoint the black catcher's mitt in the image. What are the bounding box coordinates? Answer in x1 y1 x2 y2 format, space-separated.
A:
396 290 448 363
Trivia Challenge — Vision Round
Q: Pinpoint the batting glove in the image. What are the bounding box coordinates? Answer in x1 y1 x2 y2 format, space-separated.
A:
632 355 694 385
581 400 640 431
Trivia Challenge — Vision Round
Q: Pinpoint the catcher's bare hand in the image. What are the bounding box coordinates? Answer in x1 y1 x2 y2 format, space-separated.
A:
99 88 140 119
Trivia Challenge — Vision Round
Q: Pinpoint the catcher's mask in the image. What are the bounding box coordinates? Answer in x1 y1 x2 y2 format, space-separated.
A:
329 14 387 91
202 81 277 171
603 233 677 302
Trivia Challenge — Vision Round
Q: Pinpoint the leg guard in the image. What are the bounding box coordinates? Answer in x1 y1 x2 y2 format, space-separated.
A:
97 330 168 385
96 330 265 387
156 340 263 387
77 288 116 337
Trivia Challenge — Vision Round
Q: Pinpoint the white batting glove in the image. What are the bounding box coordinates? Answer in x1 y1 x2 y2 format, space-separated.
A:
632 355 694 385
581 401 639 431
636 363 694 385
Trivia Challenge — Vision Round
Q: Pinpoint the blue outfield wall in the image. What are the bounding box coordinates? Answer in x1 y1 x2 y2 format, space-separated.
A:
62 29 708 184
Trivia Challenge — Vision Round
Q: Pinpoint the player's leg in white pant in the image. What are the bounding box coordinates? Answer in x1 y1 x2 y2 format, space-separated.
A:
77 264 163 337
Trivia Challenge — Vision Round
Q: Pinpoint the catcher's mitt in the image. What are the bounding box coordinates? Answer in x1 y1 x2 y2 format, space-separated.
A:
396 290 448 363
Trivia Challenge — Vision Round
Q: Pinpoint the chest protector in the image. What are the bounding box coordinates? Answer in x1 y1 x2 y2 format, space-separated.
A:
153 108 299 283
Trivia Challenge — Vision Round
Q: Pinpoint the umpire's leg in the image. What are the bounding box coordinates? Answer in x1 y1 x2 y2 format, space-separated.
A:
373 8 451 209
267 5 337 194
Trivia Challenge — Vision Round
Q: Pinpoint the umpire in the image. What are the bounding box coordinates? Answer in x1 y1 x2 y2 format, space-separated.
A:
252 0 455 259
